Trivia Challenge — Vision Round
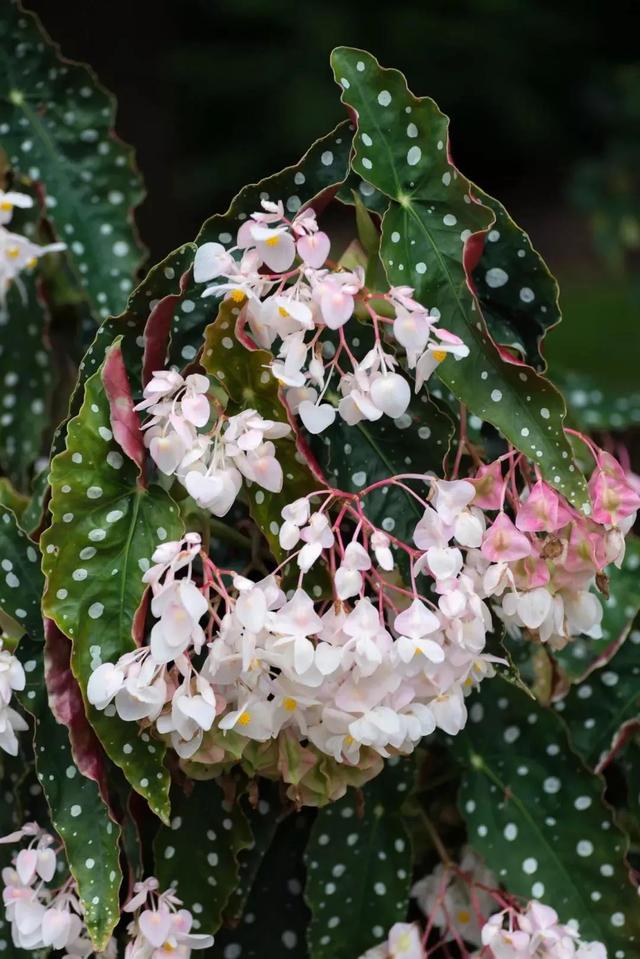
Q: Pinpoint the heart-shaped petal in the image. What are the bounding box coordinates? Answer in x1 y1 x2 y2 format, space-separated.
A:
16 848 38 886
298 400 336 435
138 908 172 948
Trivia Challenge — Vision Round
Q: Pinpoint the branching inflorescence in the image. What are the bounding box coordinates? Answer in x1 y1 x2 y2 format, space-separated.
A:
81 200 639 806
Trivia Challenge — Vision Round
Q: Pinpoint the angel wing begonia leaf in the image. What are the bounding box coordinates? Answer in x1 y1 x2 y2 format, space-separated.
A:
154 782 253 935
455 679 640 952
305 757 414 959
0 0 145 327
470 186 561 369
0 202 54 490
557 624 640 770
41 341 183 822
213 811 312 959
330 47 589 513
0 507 122 949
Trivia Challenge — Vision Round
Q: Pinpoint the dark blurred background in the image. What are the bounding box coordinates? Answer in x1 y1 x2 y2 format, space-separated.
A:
28 0 640 394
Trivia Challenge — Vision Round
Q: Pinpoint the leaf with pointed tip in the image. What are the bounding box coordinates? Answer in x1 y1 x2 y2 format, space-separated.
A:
0 507 121 949
557 625 640 770
554 536 640 682
0 0 145 325
154 782 252 935
202 301 318 563
330 47 588 512
454 679 640 952
305 758 414 959
41 342 183 821
340 177 562 371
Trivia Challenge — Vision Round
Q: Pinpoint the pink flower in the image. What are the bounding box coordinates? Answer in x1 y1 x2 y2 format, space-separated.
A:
588 450 640 525
515 480 573 532
481 512 532 562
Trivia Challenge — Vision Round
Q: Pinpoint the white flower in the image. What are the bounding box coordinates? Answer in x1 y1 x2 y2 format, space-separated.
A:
298 512 335 572
0 189 34 225
371 530 394 570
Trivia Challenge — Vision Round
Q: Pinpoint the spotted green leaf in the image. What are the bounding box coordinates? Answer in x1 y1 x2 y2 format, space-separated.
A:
0 208 54 490
18 634 122 949
202 300 317 563
619 735 640 828
0 276 53 490
0 508 121 948
213 810 312 959
154 782 252 935
41 342 183 821
557 625 640 770
222 781 285 925
0 505 42 638
0 1 145 324
554 536 640 681
305 758 414 959
471 187 561 370
330 47 588 512
455 679 640 953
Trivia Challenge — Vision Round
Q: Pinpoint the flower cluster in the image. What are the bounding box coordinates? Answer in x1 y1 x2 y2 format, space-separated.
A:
478 447 640 650
193 199 469 435
365 849 606 958
87 432 638 796
0 823 115 957
481 902 606 959
412 846 497 947
123 876 213 958
87 508 496 774
0 639 27 756
359 922 424 959
136 371 291 516
0 188 65 297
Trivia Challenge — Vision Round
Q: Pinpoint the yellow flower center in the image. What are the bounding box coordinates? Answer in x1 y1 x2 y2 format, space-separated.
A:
278 306 290 318
265 236 280 247
6 246 19 259
238 711 252 726
229 288 245 303
0 201 13 212
283 697 297 712
432 349 447 362
457 909 471 925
